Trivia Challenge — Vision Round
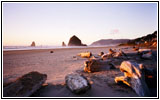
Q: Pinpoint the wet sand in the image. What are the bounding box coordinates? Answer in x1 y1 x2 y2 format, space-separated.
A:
3 46 157 97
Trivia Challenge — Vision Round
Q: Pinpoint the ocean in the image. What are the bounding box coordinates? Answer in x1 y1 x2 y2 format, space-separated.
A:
3 45 117 51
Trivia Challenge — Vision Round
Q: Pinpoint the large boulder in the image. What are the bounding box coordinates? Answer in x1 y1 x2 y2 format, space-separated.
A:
3 71 47 97
65 73 91 94
68 35 87 46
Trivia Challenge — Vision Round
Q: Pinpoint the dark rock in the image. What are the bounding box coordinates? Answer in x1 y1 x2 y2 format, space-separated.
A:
3 71 47 97
50 51 54 53
65 73 91 94
68 35 87 46
31 41 36 47
127 31 157 46
62 42 66 46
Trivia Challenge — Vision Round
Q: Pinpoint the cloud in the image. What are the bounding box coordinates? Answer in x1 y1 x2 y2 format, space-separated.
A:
110 29 119 34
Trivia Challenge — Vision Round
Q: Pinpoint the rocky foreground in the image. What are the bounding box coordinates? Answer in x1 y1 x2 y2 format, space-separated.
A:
3 46 157 97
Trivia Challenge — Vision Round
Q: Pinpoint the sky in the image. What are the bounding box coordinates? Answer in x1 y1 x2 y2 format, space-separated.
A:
3 2 158 46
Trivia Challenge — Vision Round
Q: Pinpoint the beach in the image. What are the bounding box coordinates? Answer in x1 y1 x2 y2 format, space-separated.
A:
3 46 157 97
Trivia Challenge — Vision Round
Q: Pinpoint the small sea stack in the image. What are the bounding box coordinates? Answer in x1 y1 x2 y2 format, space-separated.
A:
31 41 36 47
62 42 66 46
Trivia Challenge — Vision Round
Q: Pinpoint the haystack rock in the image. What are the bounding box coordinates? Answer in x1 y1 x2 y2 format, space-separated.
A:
62 42 66 46
68 35 87 46
31 41 36 47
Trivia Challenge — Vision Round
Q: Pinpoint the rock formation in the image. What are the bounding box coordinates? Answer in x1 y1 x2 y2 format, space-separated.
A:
62 42 66 46
3 71 47 97
65 73 91 94
31 41 36 47
68 35 87 46
91 39 130 46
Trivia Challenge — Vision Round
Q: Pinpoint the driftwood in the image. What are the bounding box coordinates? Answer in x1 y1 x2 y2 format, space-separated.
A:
3 71 47 97
133 46 139 51
65 73 91 94
98 52 104 56
138 49 151 54
109 48 116 54
84 59 116 73
115 61 150 97
77 52 92 58
102 49 127 60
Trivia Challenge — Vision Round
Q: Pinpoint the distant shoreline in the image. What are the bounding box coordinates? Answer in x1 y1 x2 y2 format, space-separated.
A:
3 45 118 52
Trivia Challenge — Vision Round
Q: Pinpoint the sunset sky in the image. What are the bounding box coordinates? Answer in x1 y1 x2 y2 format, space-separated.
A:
3 2 157 46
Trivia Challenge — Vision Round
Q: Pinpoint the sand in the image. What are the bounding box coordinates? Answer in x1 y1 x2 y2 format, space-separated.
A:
3 46 157 97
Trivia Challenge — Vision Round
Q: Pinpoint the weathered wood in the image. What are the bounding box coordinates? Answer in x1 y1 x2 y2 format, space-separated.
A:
108 48 116 54
84 59 116 73
98 52 104 56
102 49 127 60
114 49 127 58
3 71 47 97
77 52 92 58
115 61 150 97
65 73 91 94
138 49 151 54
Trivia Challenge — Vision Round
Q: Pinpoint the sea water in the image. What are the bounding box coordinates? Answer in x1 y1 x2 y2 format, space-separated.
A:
3 45 116 51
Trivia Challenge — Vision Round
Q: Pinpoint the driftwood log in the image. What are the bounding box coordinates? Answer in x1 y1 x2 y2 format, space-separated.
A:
77 52 92 58
101 49 127 60
115 61 150 97
3 71 47 97
84 59 116 73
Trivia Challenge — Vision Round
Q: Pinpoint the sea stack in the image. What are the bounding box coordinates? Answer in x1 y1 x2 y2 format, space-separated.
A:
62 41 66 46
31 41 36 47
68 35 87 46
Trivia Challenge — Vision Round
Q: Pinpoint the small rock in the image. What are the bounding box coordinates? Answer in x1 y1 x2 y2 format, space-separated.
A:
65 73 91 94
50 51 54 53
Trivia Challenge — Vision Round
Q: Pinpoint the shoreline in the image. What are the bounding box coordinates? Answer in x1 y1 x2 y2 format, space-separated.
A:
3 45 122 55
